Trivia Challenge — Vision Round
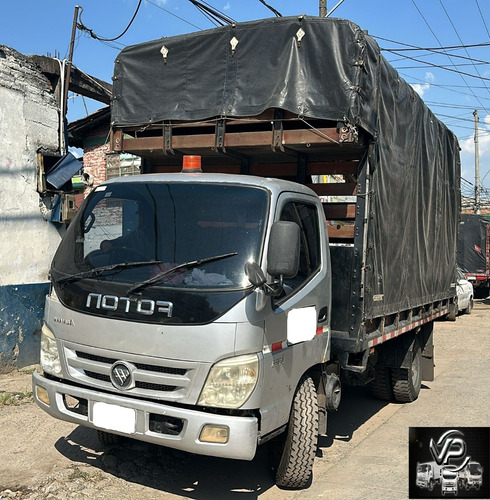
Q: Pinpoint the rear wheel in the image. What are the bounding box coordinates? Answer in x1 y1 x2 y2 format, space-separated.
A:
271 375 318 489
369 365 393 401
391 343 422 403
447 300 458 321
464 298 473 315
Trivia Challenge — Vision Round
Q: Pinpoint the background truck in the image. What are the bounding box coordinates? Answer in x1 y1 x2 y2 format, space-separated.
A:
441 468 459 496
458 461 483 491
33 16 460 489
416 461 442 491
457 213 490 298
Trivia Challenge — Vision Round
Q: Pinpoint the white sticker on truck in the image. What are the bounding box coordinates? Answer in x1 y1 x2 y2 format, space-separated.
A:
287 306 316 344
92 402 136 434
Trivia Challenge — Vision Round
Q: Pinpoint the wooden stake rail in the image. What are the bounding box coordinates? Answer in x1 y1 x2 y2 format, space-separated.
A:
111 112 369 243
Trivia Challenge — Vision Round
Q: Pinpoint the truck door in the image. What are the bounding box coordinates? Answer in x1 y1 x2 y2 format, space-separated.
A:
260 193 331 435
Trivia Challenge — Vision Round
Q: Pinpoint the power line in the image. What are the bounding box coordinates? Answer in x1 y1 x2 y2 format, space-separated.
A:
410 0 490 116
258 0 282 17
375 36 490 52
389 50 490 82
145 0 203 31
188 0 235 26
437 0 490 102
475 0 490 39
77 1 143 42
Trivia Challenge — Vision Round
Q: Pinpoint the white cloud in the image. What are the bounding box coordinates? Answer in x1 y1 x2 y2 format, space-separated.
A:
223 2 231 10
411 72 435 98
460 114 490 156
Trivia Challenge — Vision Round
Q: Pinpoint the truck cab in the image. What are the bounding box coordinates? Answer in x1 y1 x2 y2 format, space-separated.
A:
459 461 483 491
33 169 332 488
441 469 458 496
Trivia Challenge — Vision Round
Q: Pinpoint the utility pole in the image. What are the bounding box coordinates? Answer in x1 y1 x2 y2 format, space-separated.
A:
62 5 80 152
473 110 480 214
320 0 327 17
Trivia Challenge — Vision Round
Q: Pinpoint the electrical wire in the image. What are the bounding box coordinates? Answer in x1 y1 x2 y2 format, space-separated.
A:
388 50 490 82
410 0 490 116
475 0 490 39
145 0 203 31
258 0 282 17
437 0 490 102
77 1 143 42
188 0 235 26
375 36 490 52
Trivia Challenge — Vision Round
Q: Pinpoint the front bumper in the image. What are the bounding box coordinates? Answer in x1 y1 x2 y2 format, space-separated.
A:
32 371 258 460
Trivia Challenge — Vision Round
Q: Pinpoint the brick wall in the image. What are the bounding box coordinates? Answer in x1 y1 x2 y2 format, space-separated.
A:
81 122 111 196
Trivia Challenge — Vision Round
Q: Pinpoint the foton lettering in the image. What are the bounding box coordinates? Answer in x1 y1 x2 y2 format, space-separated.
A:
86 293 173 317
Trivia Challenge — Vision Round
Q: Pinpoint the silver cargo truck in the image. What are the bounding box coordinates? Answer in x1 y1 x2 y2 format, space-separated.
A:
33 16 460 488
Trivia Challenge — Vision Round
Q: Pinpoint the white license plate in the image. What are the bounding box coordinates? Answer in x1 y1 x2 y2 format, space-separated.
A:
92 402 136 434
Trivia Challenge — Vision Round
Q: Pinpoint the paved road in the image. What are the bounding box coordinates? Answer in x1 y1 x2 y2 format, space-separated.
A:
1 300 489 499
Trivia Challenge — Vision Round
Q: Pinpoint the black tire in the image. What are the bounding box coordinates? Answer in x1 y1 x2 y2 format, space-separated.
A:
272 375 318 489
369 365 393 401
464 297 473 315
97 430 120 445
447 300 458 321
324 374 342 411
391 343 422 403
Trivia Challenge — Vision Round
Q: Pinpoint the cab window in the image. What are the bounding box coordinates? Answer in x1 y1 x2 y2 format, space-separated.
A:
279 201 321 293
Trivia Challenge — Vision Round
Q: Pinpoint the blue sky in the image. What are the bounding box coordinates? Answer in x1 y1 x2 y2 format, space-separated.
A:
2 0 490 195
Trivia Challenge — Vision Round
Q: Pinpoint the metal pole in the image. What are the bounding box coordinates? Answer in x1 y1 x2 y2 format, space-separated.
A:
473 110 480 214
320 0 327 17
62 6 80 129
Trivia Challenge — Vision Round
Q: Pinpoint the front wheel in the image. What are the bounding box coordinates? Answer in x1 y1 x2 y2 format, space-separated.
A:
270 375 318 489
464 297 473 315
391 342 422 403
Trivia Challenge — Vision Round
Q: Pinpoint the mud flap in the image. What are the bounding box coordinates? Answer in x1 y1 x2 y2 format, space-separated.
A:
419 323 434 382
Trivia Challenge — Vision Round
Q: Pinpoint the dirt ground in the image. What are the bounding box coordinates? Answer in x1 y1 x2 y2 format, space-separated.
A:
1 299 489 499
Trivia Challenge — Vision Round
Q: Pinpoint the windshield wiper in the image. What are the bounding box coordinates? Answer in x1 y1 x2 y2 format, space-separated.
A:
126 252 238 295
55 260 162 286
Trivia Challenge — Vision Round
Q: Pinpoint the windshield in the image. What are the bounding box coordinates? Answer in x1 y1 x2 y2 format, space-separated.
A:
442 470 457 479
52 181 268 290
468 463 482 475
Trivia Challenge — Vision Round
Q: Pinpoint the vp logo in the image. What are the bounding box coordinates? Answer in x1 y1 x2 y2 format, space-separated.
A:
429 429 470 472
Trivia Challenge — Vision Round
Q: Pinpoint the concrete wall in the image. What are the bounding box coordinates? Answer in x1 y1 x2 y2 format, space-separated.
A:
0 46 63 371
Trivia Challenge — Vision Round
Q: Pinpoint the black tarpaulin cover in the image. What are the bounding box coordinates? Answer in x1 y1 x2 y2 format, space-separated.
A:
457 214 490 274
112 16 460 321
112 16 378 127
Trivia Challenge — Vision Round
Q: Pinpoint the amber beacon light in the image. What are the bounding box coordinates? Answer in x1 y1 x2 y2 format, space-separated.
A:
182 155 202 173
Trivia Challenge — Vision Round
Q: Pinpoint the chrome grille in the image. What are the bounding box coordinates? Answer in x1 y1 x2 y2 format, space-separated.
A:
63 341 201 402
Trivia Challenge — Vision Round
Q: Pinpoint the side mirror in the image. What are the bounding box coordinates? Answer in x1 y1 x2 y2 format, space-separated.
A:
267 221 300 279
244 261 267 287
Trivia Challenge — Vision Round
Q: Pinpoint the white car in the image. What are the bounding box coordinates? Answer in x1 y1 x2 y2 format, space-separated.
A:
456 268 474 315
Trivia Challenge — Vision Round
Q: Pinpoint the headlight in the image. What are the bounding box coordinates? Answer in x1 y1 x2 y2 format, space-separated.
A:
40 324 62 376
198 354 259 408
